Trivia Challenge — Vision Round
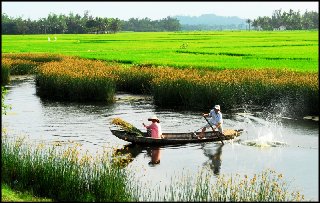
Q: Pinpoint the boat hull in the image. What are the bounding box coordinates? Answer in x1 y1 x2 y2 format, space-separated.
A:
110 129 242 146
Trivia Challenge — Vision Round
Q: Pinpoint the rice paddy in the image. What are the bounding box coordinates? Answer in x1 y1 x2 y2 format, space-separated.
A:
2 31 318 72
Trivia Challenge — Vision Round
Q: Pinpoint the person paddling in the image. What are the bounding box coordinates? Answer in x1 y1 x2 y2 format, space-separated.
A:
143 115 162 139
198 105 223 139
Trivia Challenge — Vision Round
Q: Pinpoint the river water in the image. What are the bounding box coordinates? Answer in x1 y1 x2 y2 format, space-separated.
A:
2 75 319 201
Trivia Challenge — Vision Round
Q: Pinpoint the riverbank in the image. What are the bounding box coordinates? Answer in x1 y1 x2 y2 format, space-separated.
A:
2 53 318 118
1 183 52 202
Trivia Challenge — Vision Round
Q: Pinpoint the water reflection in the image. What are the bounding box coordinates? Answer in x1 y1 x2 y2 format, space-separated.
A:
202 144 223 175
113 144 143 167
148 147 161 166
4 75 319 200
113 144 161 167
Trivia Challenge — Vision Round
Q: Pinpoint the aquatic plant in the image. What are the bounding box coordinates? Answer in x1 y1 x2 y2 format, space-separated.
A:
111 117 143 136
1 134 133 202
36 57 117 103
128 167 306 201
1 86 11 115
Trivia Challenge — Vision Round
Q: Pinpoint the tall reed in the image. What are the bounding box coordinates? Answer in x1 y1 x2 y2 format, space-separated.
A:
2 53 64 84
128 167 305 201
1 134 133 202
4 53 318 116
36 57 117 103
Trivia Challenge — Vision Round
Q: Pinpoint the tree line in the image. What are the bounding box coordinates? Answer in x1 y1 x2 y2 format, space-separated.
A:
1 11 181 34
2 8 318 34
249 9 318 30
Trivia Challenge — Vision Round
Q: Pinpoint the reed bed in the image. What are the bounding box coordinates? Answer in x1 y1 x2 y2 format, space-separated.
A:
1 134 133 202
2 133 306 202
2 53 64 85
131 168 305 201
2 53 64 63
36 57 117 103
149 67 318 116
3 53 318 116
112 65 318 116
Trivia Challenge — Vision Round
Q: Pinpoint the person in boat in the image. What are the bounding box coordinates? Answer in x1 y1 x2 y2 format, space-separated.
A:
198 105 223 139
142 115 162 139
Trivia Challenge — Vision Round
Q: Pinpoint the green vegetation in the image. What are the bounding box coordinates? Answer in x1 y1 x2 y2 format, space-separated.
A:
2 31 318 72
1 86 11 114
1 134 133 202
2 52 318 117
35 57 116 102
111 117 144 136
2 134 306 202
2 183 52 202
129 168 305 201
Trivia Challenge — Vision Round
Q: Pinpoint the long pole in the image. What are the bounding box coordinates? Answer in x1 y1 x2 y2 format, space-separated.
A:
203 116 224 145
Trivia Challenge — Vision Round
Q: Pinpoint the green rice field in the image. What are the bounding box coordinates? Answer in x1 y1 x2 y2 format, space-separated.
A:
2 31 318 72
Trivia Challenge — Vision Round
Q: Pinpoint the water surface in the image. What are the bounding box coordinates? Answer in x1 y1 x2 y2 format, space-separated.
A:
2 76 318 201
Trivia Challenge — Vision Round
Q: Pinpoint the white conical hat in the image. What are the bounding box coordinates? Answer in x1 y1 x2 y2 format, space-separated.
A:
148 115 160 122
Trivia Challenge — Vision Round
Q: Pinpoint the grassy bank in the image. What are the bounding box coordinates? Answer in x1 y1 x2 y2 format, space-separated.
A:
1 183 52 202
1 53 64 85
2 53 318 117
1 134 133 202
1 133 306 202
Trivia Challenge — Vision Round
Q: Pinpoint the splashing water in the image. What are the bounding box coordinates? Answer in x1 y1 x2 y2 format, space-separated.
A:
234 105 288 148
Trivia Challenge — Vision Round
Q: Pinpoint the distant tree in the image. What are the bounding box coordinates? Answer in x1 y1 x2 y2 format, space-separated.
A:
108 18 121 33
246 19 252 31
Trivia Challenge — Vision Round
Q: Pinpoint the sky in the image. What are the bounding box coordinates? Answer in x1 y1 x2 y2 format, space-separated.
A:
2 1 319 21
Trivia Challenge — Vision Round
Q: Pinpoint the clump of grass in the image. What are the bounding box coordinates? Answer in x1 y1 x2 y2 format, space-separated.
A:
2 53 64 84
2 53 64 63
2 58 38 75
129 167 306 201
2 86 11 115
112 65 155 94
1 134 133 202
111 117 144 137
36 57 117 103
149 67 318 116
1 58 11 85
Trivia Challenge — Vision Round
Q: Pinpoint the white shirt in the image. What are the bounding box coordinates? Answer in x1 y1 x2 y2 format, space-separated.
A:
209 109 223 125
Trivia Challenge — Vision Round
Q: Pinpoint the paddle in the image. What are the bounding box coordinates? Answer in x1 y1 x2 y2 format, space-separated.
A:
203 115 224 145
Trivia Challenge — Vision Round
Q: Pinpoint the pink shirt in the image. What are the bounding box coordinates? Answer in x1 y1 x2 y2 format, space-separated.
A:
146 122 162 139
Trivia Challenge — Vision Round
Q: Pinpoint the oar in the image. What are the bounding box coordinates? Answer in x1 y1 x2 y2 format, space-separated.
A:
203 116 224 145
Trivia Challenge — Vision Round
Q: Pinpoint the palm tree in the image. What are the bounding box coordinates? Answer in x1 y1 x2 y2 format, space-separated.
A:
246 19 252 31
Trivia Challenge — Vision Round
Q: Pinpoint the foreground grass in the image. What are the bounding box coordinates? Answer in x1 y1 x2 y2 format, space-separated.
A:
2 132 306 202
1 183 52 202
1 133 133 202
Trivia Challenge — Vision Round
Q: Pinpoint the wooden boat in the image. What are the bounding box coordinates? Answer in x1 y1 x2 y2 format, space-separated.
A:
110 128 243 146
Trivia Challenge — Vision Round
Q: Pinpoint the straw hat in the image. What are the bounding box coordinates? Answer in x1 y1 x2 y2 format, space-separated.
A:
148 115 160 123
214 105 220 111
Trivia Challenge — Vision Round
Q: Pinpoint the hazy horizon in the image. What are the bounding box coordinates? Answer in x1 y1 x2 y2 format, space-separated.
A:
2 1 319 21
